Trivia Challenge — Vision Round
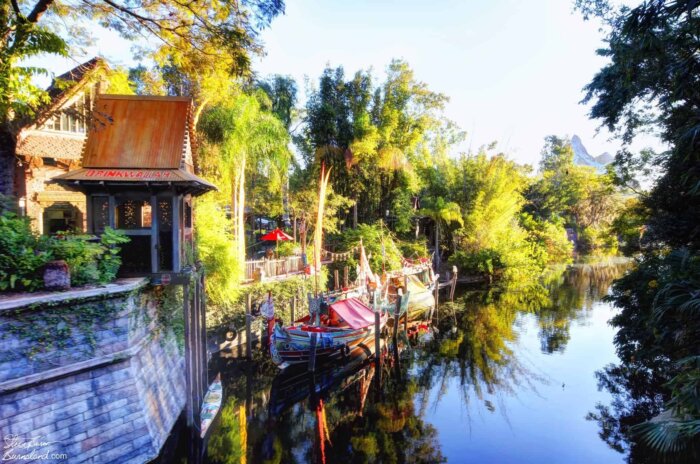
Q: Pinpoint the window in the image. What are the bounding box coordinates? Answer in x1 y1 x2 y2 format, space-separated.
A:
157 198 173 271
91 196 109 233
42 91 92 134
42 202 83 235
115 197 150 229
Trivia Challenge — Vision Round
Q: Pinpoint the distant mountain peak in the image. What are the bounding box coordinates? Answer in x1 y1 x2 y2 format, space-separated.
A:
595 152 614 165
570 134 612 173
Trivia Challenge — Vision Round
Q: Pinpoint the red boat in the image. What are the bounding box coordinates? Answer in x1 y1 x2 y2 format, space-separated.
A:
270 297 387 368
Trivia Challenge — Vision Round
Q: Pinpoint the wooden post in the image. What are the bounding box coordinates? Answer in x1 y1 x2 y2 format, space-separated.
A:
245 293 252 361
183 280 194 426
308 332 318 372
434 277 439 323
392 294 402 341
450 265 458 301
291 297 296 324
198 270 208 400
334 269 340 290
375 309 381 363
343 266 349 288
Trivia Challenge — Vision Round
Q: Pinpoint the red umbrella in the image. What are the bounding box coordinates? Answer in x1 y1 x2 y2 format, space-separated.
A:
261 228 293 242
261 228 293 257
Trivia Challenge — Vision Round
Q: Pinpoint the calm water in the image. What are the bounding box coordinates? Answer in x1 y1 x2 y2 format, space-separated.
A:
168 262 633 464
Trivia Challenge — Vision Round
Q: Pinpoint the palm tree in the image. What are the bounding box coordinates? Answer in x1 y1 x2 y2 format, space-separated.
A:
419 196 463 271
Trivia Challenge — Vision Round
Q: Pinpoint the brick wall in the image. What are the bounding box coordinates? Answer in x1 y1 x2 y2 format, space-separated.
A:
0 280 186 464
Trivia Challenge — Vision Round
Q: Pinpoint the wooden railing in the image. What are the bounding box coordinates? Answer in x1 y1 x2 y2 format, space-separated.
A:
245 256 305 281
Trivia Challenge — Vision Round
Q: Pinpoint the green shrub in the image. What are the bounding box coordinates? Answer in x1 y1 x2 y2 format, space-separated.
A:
329 223 404 274
0 212 50 291
0 211 129 292
49 228 130 286
97 228 130 282
195 194 242 310
397 239 429 260
577 226 617 256
450 248 503 276
276 240 299 257
50 233 103 286
520 213 573 265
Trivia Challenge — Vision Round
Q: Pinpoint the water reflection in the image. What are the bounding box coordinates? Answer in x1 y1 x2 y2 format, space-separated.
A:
185 261 637 464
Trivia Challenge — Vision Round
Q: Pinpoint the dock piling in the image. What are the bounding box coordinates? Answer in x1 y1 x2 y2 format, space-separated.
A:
375 309 381 363
245 293 252 361
308 332 318 372
291 297 296 324
392 294 402 341
450 265 458 301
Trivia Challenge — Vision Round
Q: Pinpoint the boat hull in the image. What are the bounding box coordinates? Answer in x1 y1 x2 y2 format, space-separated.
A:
271 323 383 367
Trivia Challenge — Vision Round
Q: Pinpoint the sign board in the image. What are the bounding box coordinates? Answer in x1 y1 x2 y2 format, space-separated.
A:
84 169 174 180
151 272 190 286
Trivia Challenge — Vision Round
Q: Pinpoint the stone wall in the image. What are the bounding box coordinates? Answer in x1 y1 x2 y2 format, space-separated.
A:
0 279 186 464
23 163 86 234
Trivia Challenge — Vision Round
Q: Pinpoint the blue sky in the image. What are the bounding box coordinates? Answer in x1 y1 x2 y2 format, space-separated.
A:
38 0 621 167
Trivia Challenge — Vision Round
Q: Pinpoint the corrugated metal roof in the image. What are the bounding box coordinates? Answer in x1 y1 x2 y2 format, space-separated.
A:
82 95 192 169
51 167 216 195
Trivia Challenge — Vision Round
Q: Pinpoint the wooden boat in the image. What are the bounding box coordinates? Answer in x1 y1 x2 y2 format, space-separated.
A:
386 268 436 321
199 374 223 438
270 297 387 368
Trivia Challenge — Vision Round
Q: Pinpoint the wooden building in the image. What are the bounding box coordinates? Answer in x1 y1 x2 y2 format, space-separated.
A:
15 58 110 234
52 95 215 275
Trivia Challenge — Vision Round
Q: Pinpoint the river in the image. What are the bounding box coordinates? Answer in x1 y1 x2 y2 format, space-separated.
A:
161 261 634 463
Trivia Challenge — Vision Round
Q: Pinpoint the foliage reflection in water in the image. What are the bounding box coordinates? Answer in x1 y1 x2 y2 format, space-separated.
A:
174 261 648 464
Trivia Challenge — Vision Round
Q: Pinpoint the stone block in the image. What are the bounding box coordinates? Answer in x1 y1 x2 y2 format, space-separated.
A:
55 411 84 430
31 421 56 437
64 379 95 398
110 448 155 464
32 409 57 430
54 400 90 421
100 442 134 463
84 398 129 421
0 399 19 420
101 424 149 454
8 417 33 435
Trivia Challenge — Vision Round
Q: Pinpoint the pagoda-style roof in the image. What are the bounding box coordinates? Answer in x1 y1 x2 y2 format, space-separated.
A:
52 95 215 195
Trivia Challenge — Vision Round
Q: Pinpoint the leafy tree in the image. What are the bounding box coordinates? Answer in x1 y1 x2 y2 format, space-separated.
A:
526 135 622 254
255 75 298 130
0 0 285 194
578 0 700 454
450 152 542 281
611 198 651 255
296 60 455 229
419 196 462 271
198 91 291 267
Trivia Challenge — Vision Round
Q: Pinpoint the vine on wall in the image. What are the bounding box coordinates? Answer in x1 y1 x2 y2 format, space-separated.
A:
2 294 128 361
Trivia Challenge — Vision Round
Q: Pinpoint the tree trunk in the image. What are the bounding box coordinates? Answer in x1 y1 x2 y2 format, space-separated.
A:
293 213 297 242
237 160 246 268
0 127 17 197
353 201 358 228
434 221 440 272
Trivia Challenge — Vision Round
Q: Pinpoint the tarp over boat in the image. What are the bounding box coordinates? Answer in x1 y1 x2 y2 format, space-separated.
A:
406 274 429 293
329 298 375 329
